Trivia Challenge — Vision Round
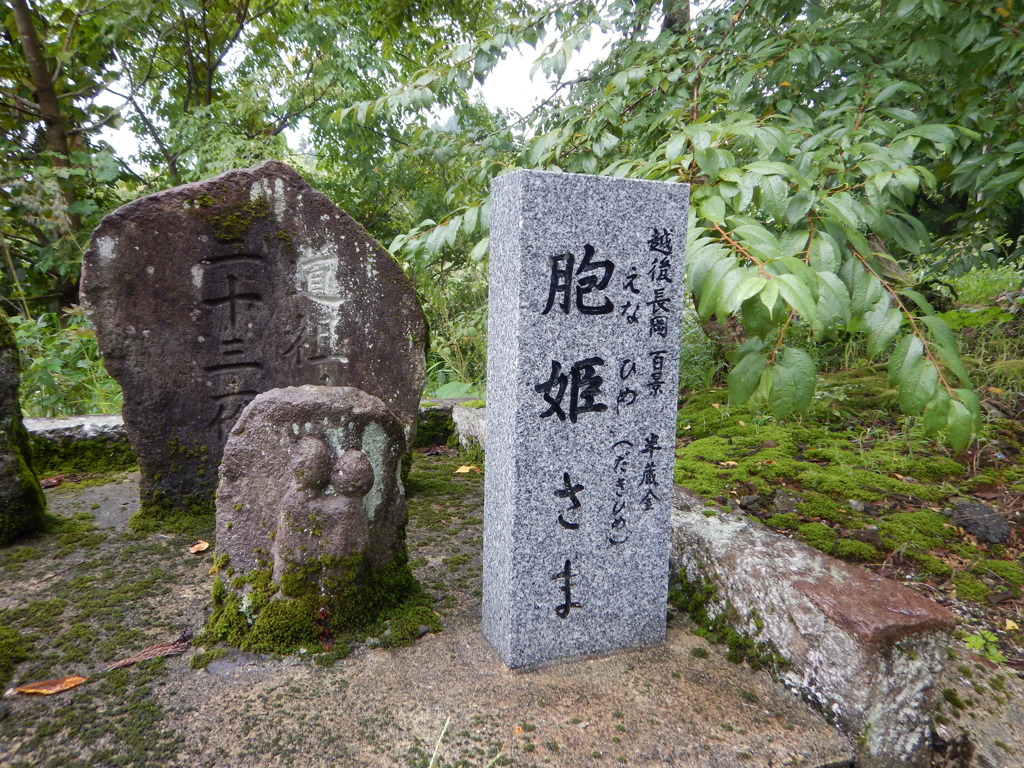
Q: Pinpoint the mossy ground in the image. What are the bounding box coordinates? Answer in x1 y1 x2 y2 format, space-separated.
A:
0 448 494 767
674 368 1024 663
0 512 198 766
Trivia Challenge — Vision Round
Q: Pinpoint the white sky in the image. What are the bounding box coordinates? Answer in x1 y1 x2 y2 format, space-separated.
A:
474 31 611 118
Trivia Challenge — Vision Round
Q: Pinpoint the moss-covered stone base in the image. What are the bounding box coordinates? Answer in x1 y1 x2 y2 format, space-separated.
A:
29 433 137 477
128 489 215 536
199 549 439 655
669 569 789 673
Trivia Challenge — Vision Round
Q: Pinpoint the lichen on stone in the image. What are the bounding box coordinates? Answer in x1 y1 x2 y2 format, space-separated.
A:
189 193 270 242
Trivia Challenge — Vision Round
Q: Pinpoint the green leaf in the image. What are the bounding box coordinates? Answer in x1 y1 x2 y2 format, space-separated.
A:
954 388 982 430
769 347 816 417
759 279 780 317
775 274 818 327
697 259 738 321
470 237 489 262
699 195 726 224
728 273 768 312
816 272 851 329
865 302 902 358
900 289 935 315
897 355 939 415
888 335 922 386
666 134 688 161
729 348 767 404
921 388 950 435
463 205 479 235
785 190 815 225
947 400 973 452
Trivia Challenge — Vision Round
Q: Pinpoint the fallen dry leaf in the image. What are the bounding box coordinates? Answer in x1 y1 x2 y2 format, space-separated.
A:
1006 619 1019 631
455 465 481 474
718 461 739 468
105 630 194 671
16 676 88 695
41 475 65 489
189 540 210 553
710 403 721 409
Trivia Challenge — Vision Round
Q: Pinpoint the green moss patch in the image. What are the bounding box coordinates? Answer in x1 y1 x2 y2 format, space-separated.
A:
200 550 439 656
672 382 987 581
190 193 270 242
29 433 137 477
413 410 456 448
0 624 32 689
953 572 990 602
669 570 788 672
972 559 1024 587
129 489 215 537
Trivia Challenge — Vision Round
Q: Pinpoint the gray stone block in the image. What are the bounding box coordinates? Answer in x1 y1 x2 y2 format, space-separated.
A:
451 404 486 450
670 490 956 768
23 414 126 441
483 170 689 668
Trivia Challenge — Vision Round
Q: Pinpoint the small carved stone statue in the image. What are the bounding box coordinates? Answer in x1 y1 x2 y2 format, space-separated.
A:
214 385 410 640
272 437 375 584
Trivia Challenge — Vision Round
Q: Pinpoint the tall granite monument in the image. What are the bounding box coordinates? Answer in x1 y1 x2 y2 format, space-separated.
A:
81 161 427 524
483 170 689 668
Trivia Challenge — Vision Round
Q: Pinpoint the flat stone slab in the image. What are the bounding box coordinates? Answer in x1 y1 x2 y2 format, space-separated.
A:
23 414 126 441
44 471 140 529
670 487 956 768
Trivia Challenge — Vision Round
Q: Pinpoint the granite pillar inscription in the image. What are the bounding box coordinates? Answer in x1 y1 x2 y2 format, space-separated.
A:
81 161 427 523
483 170 689 668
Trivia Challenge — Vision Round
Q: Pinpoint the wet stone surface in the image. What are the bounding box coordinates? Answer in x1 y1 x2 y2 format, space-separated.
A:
81 160 426 523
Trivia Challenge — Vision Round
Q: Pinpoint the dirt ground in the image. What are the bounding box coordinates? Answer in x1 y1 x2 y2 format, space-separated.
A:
0 453 1017 767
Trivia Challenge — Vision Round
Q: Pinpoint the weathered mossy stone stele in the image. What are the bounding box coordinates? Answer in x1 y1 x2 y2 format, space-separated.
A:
81 161 427 524
0 313 46 545
212 386 412 647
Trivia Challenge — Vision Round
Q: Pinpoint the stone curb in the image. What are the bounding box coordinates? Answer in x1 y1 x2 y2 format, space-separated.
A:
25 414 127 441
25 401 479 449
450 404 486 450
670 486 956 768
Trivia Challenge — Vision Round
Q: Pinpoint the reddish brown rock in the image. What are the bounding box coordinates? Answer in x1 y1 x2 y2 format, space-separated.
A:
81 162 426 526
671 487 955 768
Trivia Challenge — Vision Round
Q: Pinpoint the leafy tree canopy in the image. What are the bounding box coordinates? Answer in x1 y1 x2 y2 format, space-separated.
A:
362 0 1023 449
3 0 1023 448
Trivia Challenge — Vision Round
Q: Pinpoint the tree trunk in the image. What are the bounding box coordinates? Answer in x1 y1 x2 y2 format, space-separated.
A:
10 0 82 308
663 0 690 32
10 0 73 164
